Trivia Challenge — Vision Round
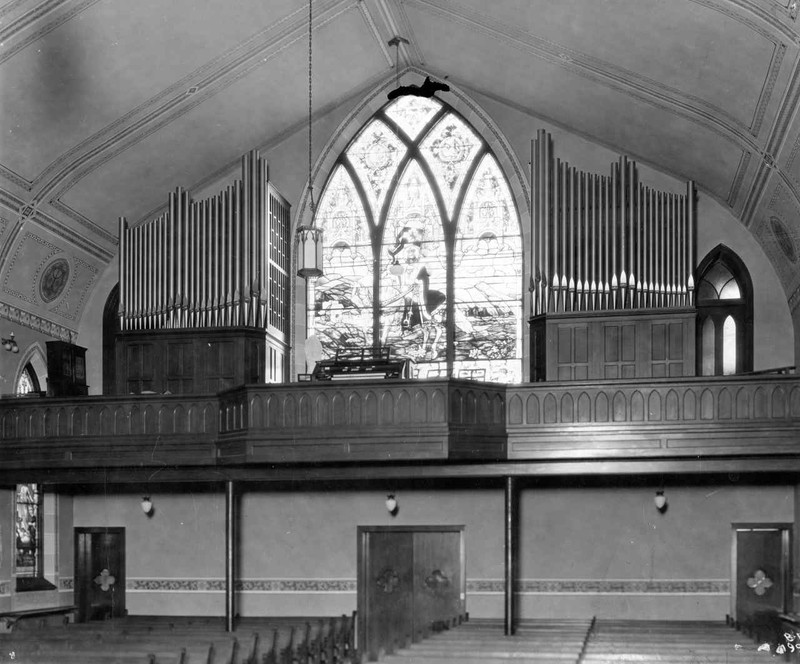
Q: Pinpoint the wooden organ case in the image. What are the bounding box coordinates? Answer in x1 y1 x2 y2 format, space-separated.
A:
115 150 290 395
530 131 697 381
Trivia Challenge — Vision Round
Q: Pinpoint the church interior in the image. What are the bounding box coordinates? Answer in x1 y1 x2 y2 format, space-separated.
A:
1 0 800 662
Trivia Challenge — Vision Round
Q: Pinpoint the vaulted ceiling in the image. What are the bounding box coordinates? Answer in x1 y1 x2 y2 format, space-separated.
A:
1 0 800 340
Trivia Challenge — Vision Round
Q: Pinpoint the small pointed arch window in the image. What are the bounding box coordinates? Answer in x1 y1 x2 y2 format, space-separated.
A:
696 246 752 375
15 362 40 396
310 96 523 382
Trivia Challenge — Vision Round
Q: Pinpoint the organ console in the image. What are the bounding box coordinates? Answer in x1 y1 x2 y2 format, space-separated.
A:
530 131 697 381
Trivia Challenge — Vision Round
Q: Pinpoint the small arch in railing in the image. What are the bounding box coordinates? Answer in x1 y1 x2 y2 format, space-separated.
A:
73 407 86 436
431 388 446 422
665 390 680 421
299 394 313 426
284 395 298 428
364 392 378 425
790 386 800 418
525 394 539 424
754 386 768 419
577 392 592 422
175 404 188 433
465 391 477 425
44 408 55 437
144 405 157 434
250 394 265 429
718 388 732 420
188 404 203 432
561 393 574 423
332 392 346 426
630 391 644 422
543 393 557 424
700 389 714 420
315 392 331 426
492 393 504 424
735 387 750 420
380 390 395 425
413 389 429 423
114 407 129 436
772 386 787 419
450 389 463 424
396 390 411 423
349 392 363 425
2 411 14 439
29 409 42 437
595 392 609 423
684 389 697 420
647 391 662 421
267 394 282 428
57 407 69 437
612 391 627 422
203 402 216 432
130 405 143 435
159 405 172 433
479 392 490 424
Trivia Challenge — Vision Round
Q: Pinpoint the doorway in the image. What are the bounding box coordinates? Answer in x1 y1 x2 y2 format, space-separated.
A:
74 527 126 622
357 526 465 662
731 523 791 626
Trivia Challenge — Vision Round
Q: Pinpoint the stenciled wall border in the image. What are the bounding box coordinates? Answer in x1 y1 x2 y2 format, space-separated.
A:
117 577 729 595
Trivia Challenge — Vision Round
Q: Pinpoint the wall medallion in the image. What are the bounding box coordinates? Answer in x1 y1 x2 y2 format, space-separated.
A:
746 569 773 596
424 569 450 595
40 258 70 303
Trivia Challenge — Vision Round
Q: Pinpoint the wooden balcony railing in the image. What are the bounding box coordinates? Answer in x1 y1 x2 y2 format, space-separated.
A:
0 375 798 473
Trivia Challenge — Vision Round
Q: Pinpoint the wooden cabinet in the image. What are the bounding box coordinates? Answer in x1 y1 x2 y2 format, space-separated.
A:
46 341 88 396
530 309 695 381
114 327 283 395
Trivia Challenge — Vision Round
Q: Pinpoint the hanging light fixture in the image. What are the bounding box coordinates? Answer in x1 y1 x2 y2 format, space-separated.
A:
2 332 19 353
141 496 153 516
296 0 323 280
385 494 398 516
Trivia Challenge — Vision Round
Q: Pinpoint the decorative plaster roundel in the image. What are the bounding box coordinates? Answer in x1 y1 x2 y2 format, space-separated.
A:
39 258 70 303
769 216 797 263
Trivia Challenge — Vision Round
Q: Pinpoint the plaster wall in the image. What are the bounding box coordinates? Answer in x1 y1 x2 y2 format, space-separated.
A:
68 482 792 620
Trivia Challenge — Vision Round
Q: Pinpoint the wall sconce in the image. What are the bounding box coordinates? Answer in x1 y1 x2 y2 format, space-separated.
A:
385 494 398 516
2 333 19 353
654 490 667 513
141 496 153 517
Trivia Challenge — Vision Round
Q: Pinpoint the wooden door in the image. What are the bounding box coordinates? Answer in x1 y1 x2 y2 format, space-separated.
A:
413 530 464 636
75 527 125 622
358 526 465 663
732 523 791 625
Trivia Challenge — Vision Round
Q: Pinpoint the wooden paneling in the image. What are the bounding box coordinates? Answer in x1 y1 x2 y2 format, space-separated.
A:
531 309 695 380
115 327 283 395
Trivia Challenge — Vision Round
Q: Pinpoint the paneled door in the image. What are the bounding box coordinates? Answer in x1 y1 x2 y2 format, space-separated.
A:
731 523 791 625
358 526 465 662
75 527 126 622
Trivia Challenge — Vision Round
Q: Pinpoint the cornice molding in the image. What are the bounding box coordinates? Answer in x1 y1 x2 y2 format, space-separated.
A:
0 301 75 341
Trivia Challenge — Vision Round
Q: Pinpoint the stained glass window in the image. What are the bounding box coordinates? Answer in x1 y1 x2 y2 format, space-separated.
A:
311 97 522 382
15 363 39 396
15 483 41 577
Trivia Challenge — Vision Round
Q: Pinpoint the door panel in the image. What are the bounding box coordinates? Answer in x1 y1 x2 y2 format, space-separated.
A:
733 526 790 624
75 528 125 622
413 531 462 637
364 531 413 661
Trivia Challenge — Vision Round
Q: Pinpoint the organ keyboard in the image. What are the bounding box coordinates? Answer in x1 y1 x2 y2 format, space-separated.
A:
311 347 412 381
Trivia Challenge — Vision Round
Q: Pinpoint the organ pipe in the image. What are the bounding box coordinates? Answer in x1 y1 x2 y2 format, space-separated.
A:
118 150 290 331
531 131 696 316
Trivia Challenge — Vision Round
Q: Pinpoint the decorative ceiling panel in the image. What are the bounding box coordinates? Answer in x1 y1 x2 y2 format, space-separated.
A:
0 0 301 180
59 7 384 227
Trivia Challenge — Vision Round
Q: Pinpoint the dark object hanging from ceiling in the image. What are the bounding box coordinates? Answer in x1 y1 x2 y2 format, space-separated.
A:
387 76 450 100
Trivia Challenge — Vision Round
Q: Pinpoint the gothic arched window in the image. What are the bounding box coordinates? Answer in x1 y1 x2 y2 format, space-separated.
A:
696 245 753 375
310 97 523 382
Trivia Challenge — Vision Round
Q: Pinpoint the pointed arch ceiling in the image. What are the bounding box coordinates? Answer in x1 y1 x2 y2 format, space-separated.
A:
1 0 800 337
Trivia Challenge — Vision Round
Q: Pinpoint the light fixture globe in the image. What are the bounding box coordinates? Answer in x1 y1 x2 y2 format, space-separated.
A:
654 490 667 512
141 496 153 516
385 494 398 515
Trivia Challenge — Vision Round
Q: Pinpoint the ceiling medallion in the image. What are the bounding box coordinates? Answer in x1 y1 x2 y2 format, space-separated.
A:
769 216 797 263
39 258 70 303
